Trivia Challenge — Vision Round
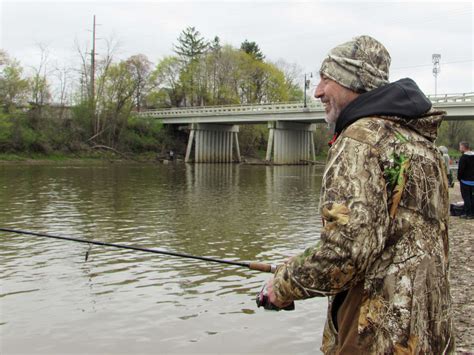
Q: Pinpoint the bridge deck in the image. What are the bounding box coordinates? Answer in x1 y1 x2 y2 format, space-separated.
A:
139 93 474 124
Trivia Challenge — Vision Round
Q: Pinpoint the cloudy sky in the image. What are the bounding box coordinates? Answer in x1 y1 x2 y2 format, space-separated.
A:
1 0 473 96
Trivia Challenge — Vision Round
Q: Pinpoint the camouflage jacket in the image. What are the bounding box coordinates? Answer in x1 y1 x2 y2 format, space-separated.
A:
272 110 454 354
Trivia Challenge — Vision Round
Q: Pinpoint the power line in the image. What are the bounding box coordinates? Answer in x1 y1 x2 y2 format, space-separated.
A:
392 60 474 71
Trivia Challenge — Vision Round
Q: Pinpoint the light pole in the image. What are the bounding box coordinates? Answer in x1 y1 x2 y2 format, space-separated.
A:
432 54 441 96
304 72 313 108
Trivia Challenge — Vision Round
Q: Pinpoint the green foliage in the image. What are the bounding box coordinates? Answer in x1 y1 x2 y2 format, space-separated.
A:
0 106 172 155
240 40 265 61
0 55 29 112
149 56 184 107
437 121 474 149
286 84 304 102
0 29 313 158
125 54 152 111
118 115 164 152
238 124 268 157
153 33 299 108
313 123 332 156
94 61 138 147
71 101 94 138
29 73 51 106
210 36 222 53
0 111 46 152
0 112 13 149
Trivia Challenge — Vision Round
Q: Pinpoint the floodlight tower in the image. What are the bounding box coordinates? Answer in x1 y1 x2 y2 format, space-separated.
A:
432 54 441 96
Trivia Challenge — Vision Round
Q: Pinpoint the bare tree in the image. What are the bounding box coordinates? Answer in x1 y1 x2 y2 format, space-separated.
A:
30 43 52 107
75 35 120 140
53 63 73 119
274 59 304 101
74 38 91 102
54 64 72 105
125 54 152 112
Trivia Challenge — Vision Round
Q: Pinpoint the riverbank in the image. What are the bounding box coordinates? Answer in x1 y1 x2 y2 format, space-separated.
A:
0 151 162 164
0 152 328 165
448 183 473 353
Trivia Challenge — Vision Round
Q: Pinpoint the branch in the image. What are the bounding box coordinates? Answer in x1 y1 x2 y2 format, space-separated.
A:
91 144 142 162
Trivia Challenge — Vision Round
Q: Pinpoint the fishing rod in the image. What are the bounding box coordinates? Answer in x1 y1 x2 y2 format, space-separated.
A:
1 227 294 311
0 227 276 273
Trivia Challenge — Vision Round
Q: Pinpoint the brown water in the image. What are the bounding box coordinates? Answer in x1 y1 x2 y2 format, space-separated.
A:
0 162 327 354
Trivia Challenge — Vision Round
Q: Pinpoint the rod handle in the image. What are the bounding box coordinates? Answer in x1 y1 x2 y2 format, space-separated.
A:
249 262 276 273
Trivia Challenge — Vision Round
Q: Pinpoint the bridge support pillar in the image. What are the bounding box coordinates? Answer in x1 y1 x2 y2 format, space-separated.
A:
185 123 241 163
266 121 316 164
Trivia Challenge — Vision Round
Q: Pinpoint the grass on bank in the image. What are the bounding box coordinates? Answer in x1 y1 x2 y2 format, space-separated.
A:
0 151 163 163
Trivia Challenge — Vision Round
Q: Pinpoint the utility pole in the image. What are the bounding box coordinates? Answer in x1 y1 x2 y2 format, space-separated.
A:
304 72 312 108
90 15 98 136
432 53 441 96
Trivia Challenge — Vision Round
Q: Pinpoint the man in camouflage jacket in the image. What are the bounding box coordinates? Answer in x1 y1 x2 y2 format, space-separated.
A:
266 36 454 354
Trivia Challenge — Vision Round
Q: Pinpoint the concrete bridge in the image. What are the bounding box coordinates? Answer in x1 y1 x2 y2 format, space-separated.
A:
139 93 474 164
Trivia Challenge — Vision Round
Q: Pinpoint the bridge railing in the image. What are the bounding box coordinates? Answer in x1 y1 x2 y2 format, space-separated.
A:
140 93 473 118
426 92 474 103
141 101 324 117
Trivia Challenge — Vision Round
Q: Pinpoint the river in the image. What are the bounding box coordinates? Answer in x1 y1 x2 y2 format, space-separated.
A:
0 162 327 354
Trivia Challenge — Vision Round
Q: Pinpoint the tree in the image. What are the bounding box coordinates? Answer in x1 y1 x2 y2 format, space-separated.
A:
258 62 290 103
29 44 52 108
437 121 474 150
173 26 209 63
206 36 222 104
0 51 29 112
98 60 137 147
0 50 7 65
53 63 73 119
208 45 242 105
240 40 265 61
209 36 222 53
76 36 118 139
235 52 288 104
173 27 209 106
275 59 304 102
149 56 183 107
125 54 152 112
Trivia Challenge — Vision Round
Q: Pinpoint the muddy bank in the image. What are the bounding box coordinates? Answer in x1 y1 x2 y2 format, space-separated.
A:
448 182 473 352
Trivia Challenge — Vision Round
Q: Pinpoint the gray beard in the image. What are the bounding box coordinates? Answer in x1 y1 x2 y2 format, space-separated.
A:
327 122 336 133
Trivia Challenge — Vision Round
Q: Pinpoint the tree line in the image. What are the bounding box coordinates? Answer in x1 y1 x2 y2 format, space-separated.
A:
1 26 470 158
0 27 307 157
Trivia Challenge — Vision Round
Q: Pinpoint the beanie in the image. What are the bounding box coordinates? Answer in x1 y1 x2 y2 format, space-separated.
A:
319 35 391 93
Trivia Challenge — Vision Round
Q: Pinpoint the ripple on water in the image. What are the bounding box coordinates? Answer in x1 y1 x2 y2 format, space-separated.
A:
0 163 325 354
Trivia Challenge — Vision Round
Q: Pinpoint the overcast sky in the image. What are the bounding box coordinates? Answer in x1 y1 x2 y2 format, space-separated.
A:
1 0 473 96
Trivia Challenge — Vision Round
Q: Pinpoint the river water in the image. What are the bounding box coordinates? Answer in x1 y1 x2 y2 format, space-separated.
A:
0 162 327 354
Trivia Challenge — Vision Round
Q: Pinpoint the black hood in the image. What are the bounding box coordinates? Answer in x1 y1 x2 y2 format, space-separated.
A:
334 78 432 136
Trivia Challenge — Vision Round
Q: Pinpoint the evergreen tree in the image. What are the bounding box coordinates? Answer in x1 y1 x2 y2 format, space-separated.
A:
173 26 208 63
240 40 265 61
210 36 222 54
173 27 209 106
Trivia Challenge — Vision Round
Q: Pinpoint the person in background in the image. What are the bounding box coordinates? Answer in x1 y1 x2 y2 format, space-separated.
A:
439 146 453 187
458 141 474 219
264 35 453 353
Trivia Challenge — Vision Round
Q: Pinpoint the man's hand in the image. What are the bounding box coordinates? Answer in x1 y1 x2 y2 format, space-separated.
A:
266 276 294 309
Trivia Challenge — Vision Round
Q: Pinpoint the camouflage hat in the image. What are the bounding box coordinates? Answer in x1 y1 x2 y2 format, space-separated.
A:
319 35 391 93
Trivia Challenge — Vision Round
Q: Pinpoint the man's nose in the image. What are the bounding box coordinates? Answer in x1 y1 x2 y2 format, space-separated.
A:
314 82 323 99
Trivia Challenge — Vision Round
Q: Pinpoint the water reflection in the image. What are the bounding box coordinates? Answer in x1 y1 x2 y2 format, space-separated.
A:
0 162 326 354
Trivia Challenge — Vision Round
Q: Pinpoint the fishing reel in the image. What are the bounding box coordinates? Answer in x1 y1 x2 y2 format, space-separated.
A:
256 283 295 311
